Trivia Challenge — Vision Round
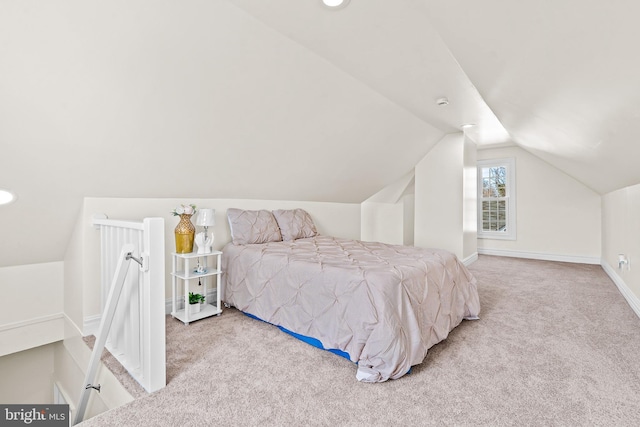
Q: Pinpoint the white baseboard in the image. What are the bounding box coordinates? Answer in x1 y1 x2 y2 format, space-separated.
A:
462 252 478 266
83 314 101 337
477 248 601 265
601 261 640 319
64 313 84 338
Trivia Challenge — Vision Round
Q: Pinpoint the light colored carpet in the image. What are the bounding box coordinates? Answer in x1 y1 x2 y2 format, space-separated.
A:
80 255 640 426
83 335 147 400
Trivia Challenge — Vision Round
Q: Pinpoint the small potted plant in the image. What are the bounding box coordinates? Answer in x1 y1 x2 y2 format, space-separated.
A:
188 292 205 316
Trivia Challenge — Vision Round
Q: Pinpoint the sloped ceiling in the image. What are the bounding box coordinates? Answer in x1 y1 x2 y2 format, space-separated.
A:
1 0 639 267
228 0 511 145
423 0 640 193
231 0 640 194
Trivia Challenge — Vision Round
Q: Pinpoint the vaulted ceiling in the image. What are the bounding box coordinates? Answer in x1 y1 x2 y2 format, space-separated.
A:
423 0 640 194
1 0 639 267
229 0 640 193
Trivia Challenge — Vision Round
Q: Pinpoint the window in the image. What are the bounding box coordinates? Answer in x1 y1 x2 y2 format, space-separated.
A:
477 158 516 240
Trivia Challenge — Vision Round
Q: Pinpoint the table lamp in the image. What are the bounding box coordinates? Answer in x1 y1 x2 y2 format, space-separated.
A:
195 208 215 254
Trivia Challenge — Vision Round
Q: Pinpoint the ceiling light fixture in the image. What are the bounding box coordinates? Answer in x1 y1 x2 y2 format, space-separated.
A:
436 97 449 106
321 0 350 10
461 123 476 129
0 189 17 206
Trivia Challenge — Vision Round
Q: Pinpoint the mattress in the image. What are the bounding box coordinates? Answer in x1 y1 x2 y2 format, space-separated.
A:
222 235 480 382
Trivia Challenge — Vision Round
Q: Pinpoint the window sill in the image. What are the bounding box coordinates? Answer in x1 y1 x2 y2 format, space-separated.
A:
478 233 516 241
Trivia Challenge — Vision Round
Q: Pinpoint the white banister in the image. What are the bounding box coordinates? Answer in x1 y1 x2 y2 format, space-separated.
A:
74 244 135 425
139 217 166 392
77 215 166 423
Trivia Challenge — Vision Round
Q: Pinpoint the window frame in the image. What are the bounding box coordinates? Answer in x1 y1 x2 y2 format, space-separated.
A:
477 157 516 240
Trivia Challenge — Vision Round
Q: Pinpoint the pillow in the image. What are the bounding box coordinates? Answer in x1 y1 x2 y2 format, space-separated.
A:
272 209 318 241
227 208 282 245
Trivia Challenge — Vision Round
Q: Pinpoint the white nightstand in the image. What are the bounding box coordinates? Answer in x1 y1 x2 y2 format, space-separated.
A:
171 251 222 324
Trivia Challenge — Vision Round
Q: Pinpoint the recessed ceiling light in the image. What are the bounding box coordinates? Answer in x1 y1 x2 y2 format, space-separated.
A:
321 0 350 10
436 97 449 106
461 123 476 129
0 189 16 205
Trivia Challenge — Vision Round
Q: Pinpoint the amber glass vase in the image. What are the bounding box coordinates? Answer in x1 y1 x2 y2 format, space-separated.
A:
175 214 195 253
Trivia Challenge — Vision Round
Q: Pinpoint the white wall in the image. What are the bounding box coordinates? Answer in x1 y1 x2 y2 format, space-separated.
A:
361 202 404 245
463 135 478 260
415 133 477 262
477 146 601 263
361 172 415 246
75 198 361 324
602 185 640 313
0 262 64 356
415 134 462 255
0 344 55 404
64 213 85 331
402 193 415 246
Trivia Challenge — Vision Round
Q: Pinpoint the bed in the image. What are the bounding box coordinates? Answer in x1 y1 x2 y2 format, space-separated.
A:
221 208 480 382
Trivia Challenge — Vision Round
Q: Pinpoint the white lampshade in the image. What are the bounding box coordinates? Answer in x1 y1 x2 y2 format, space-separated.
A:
196 208 215 227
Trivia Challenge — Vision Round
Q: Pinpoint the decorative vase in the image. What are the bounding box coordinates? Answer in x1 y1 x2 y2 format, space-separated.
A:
188 303 201 316
175 213 195 254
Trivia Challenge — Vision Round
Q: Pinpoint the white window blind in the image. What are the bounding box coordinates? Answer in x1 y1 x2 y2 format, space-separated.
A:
478 158 516 240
